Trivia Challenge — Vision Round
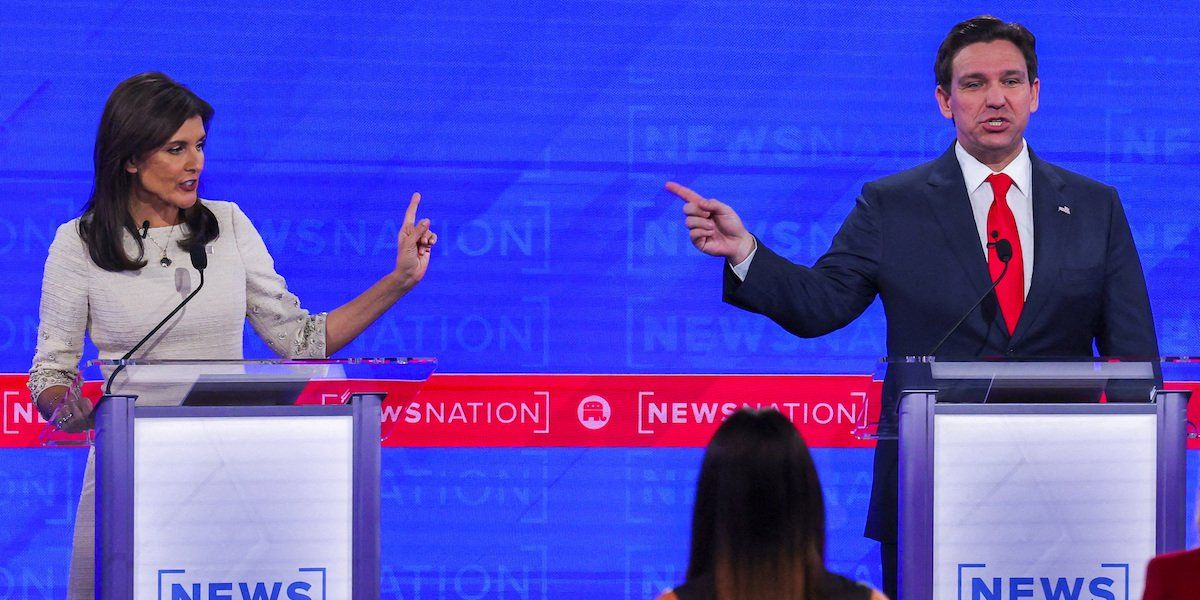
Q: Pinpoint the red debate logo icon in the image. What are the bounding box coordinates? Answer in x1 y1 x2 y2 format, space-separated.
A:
577 395 610 430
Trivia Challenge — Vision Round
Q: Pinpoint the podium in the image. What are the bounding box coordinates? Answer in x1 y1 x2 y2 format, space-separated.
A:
87 358 435 600
892 358 1191 600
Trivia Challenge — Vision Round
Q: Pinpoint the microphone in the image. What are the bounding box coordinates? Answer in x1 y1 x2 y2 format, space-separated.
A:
140 220 150 239
189 242 208 270
104 243 208 395
993 236 1012 263
927 238 1012 356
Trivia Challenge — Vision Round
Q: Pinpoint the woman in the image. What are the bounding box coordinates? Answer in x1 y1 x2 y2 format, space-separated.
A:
659 409 886 600
27 72 436 599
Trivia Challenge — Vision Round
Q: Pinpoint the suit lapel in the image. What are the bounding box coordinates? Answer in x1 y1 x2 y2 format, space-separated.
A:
926 146 993 298
1010 152 1068 344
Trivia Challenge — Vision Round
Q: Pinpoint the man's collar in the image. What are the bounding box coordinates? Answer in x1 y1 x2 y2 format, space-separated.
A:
954 140 1033 195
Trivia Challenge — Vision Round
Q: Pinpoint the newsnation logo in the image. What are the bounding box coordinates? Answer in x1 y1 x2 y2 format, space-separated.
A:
957 563 1129 600
158 567 326 600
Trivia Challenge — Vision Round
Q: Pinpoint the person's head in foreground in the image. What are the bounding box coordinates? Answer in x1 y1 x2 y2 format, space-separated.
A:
660 408 886 600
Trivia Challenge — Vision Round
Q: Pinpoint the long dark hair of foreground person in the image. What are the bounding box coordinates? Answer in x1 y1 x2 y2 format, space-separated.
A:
80 71 219 271
687 408 825 600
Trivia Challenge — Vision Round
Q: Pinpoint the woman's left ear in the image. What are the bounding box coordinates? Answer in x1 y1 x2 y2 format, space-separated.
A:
125 159 138 174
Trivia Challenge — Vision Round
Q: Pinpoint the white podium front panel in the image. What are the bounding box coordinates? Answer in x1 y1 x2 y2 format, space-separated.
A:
133 416 353 600
933 413 1156 600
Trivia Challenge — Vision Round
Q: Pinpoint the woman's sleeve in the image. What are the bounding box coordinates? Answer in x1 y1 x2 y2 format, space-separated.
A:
231 204 328 359
27 223 90 399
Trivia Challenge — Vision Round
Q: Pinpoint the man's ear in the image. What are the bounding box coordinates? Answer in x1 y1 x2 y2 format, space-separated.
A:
935 86 953 120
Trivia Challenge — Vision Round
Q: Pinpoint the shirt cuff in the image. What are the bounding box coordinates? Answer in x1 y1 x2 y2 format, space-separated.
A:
727 238 758 281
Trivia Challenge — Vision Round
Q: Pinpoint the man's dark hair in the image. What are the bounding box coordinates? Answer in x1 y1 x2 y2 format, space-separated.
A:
935 15 1037 90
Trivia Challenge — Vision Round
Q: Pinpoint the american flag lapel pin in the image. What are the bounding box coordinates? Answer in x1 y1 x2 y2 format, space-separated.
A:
1058 205 1071 215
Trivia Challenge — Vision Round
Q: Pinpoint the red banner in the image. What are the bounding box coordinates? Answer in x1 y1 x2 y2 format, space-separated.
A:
375 374 879 448
2 373 1197 449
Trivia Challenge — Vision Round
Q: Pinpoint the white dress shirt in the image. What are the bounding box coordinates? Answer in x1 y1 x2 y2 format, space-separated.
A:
731 140 1035 298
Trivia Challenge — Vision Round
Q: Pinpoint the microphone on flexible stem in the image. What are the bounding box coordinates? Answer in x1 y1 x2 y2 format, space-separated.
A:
140 220 150 239
927 238 1012 356
992 235 1013 263
104 244 208 395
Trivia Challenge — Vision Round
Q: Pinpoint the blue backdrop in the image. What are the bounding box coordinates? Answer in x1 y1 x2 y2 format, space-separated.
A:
1 1 1198 598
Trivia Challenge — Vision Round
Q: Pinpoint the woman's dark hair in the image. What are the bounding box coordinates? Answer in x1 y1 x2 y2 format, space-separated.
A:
687 408 826 600
935 15 1037 90
79 72 219 271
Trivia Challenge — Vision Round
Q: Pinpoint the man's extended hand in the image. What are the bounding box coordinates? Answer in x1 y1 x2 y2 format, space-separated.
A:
665 181 755 264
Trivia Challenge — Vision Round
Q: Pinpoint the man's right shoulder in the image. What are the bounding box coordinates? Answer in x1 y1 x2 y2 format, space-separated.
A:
856 155 948 208
868 157 943 191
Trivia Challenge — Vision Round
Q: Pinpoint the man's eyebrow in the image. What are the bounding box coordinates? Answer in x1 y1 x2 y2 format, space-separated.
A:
957 69 1027 81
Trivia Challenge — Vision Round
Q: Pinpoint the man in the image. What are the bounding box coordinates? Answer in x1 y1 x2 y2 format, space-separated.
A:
667 15 1158 599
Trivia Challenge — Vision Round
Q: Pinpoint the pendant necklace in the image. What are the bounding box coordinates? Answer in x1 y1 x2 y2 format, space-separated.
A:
146 223 177 267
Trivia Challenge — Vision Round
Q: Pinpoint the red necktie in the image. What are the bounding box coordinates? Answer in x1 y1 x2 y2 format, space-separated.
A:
986 172 1024 335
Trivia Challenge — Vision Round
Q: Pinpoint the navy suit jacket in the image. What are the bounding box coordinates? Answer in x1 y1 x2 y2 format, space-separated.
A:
723 144 1159 542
